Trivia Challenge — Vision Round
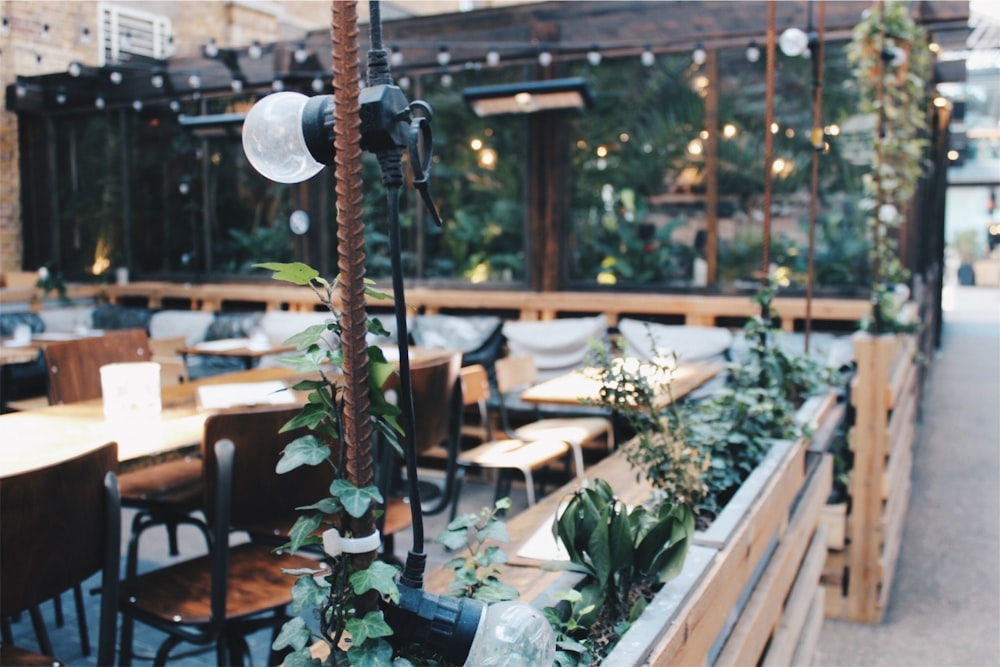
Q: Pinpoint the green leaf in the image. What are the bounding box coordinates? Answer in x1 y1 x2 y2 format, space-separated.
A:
280 404 330 432
473 579 520 602
288 514 322 552
346 638 394 667
277 436 331 473
271 617 314 652
345 610 393 646
290 572 329 612
255 262 326 287
368 358 397 390
435 527 470 551
282 648 322 667
285 323 333 349
349 560 401 604
478 519 510 544
297 497 342 515
479 545 509 567
330 479 383 518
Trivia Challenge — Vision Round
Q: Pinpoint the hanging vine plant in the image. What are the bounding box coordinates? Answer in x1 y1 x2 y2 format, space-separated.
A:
846 0 931 332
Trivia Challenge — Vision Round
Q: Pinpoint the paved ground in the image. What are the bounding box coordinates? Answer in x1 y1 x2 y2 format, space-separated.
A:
815 285 1000 667
7 286 999 666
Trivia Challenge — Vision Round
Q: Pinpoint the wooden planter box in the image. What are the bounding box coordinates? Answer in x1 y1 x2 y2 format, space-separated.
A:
821 330 920 624
451 390 841 666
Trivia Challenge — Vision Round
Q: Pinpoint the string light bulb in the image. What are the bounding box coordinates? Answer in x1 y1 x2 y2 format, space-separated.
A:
248 40 262 59
746 39 761 63
538 45 553 67
294 43 309 64
204 38 219 58
95 95 106 109
437 45 451 67
641 44 655 67
311 76 324 93
486 45 500 67
779 27 809 57
586 44 602 66
390 45 403 67
692 42 706 66
68 61 82 77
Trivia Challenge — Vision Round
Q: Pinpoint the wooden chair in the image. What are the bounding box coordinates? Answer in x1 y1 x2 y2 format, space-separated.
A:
0 442 121 667
197 405 413 563
118 430 327 666
494 355 614 477
455 365 576 508
42 330 206 570
149 335 189 386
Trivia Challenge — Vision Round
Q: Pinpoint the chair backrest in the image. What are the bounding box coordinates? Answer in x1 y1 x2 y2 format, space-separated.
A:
460 364 491 407
201 405 332 531
43 329 153 404
150 335 189 386
0 442 121 666
494 355 539 394
386 351 463 456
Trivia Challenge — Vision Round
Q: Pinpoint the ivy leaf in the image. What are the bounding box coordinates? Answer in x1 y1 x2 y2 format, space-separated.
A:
345 611 394 647
349 560 400 603
281 648 321 667
271 617 314 652
472 579 519 603
297 496 342 515
330 479 383 518
290 572 329 612
478 519 510 544
285 323 333 349
255 262 326 287
367 358 397 391
281 405 331 433
346 638 394 667
277 436 331 473
434 527 469 551
288 513 322 552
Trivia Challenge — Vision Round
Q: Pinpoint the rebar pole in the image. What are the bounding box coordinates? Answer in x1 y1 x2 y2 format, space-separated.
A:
330 0 377 587
762 0 776 324
805 0 826 354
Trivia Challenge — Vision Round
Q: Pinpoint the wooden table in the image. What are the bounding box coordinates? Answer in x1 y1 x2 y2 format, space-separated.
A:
0 346 457 478
519 359 726 409
179 338 298 370
0 345 39 366
0 366 311 478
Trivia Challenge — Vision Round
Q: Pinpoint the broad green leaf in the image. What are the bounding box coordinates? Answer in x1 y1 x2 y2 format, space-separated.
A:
281 404 331 432
271 617 313 652
479 545 509 567
349 560 400 604
345 610 393 646
586 512 612 587
330 479 383 518
346 638 394 667
285 324 332 349
368 359 396 390
255 262 325 287
445 513 479 531
494 497 512 511
277 436 331 473
288 514 322 552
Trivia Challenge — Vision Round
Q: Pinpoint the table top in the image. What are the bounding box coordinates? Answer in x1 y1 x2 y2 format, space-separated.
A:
0 366 311 478
0 345 39 366
0 346 458 478
178 337 297 360
519 359 726 409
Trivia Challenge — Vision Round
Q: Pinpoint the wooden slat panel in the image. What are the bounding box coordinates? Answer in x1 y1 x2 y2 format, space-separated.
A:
642 443 808 665
762 524 829 667
715 456 832 666
791 587 826 667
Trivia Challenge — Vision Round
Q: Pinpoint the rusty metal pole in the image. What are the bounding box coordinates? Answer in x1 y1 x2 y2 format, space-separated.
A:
330 0 377 588
805 0 826 354
762 0 776 323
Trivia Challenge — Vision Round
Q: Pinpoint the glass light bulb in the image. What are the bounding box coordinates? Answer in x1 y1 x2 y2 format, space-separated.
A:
779 28 809 57
463 601 555 667
242 91 324 184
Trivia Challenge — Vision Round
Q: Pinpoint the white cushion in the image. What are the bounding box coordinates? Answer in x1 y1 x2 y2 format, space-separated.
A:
502 315 608 378
618 318 733 363
412 314 502 353
149 310 215 345
729 331 853 370
258 311 337 347
37 306 95 333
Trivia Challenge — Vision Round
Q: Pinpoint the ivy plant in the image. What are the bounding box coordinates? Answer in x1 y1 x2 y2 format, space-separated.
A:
435 497 520 603
255 261 405 667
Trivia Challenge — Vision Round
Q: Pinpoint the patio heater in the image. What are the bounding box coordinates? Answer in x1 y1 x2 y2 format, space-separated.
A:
240 1 554 664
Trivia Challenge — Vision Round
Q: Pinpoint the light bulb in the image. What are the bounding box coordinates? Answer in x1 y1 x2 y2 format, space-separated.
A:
486 46 500 67
538 49 552 67
746 40 761 63
248 41 262 59
779 27 809 57
242 91 328 183
204 38 219 58
95 95 105 109
437 45 451 66
390 46 403 67
641 45 655 67
311 76 324 93
289 210 310 235
68 61 82 77
294 44 309 64
110 70 122 85
464 601 555 667
231 78 244 92
587 45 602 66
693 43 706 66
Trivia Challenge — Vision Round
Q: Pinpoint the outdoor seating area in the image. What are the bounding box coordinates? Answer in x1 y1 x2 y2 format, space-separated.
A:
2 0 997 666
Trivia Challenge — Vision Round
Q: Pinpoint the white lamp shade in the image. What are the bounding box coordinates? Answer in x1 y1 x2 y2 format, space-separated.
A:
242 92 324 184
